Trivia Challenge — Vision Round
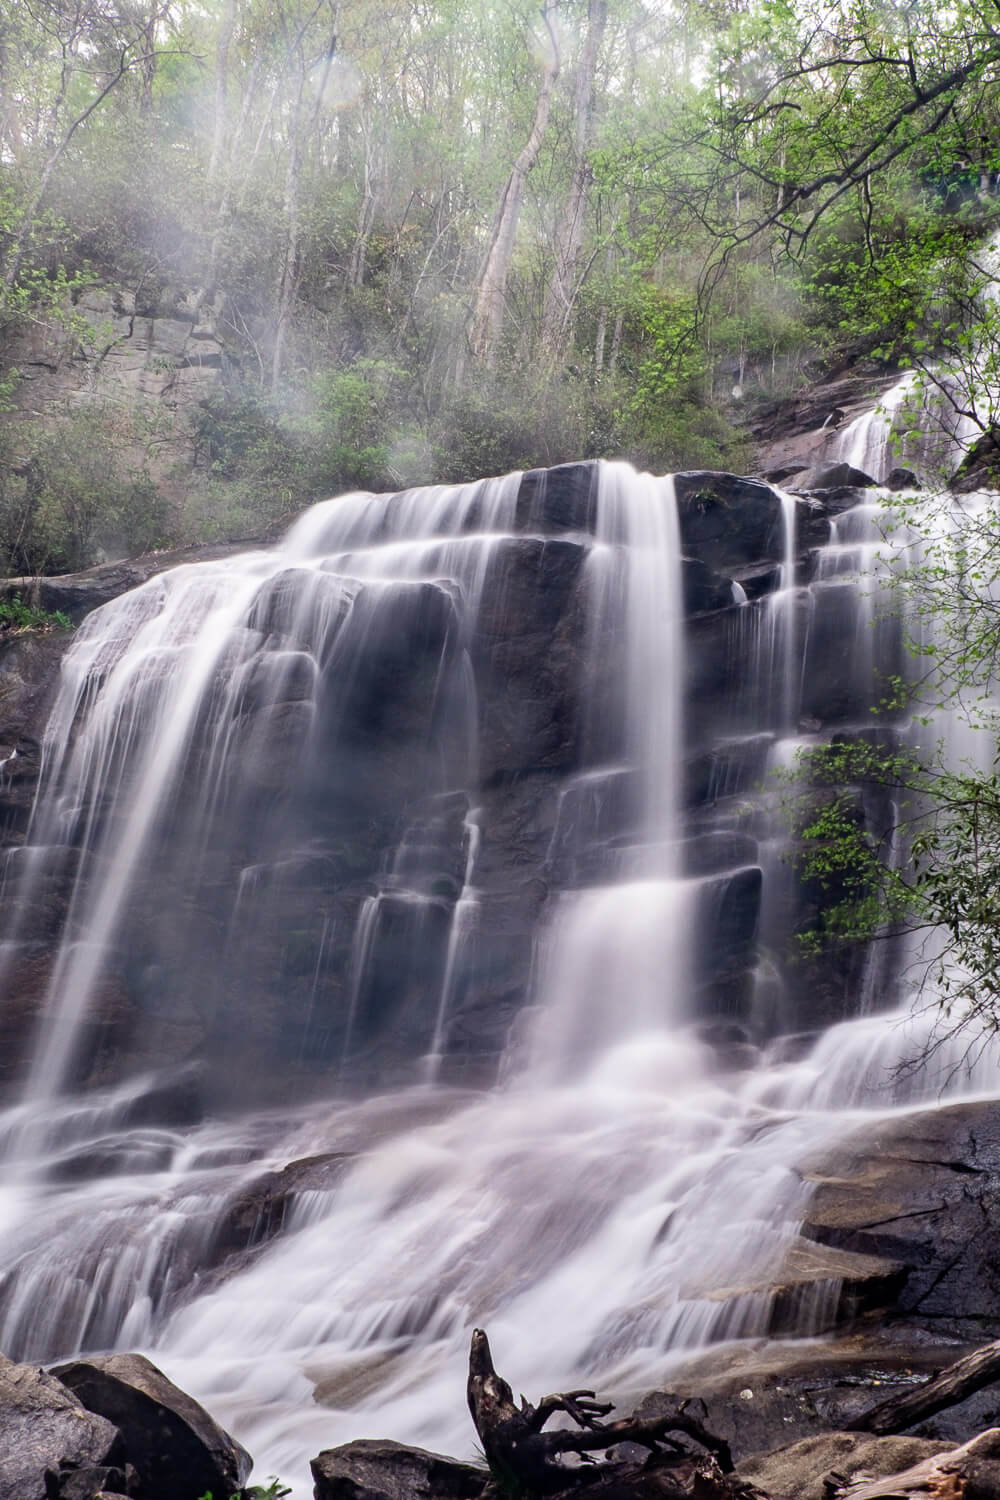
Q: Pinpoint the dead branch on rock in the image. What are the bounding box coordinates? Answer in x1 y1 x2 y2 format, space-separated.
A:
826 1428 1000 1499
849 1339 1000 1437
466 1328 744 1498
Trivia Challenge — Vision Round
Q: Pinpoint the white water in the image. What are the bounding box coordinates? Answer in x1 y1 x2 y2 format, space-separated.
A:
1 454 1000 1496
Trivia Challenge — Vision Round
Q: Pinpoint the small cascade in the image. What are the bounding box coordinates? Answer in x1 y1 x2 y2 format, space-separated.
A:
834 372 917 479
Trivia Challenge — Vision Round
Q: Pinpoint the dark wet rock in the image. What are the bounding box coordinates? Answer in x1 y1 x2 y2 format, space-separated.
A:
117 1064 205 1128
682 557 735 614
682 830 759 879
43 1130 180 1184
475 538 587 781
43 1462 137 1500
209 1151 353 1268
951 429 1000 493
792 462 877 490
674 473 786 572
769 1239 908 1334
0 630 69 847
245 568 356 653
736 1431 948 1500
515 461 598 534
801 1099 1000 1340
694 866 762 986
0 1354 122 1500
728 560 782 600
886 466 920 491
638 1329 988 1469
310 1439 487 1500
51 1353 251 1500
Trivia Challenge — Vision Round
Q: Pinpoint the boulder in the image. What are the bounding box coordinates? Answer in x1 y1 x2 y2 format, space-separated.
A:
310 1439 487 1500
681 556 735 614
792 462 877 490
886 467 920 491
736 1431 949 1500
0 1354 121 1500
51 1353 251 1500
515 462 598 534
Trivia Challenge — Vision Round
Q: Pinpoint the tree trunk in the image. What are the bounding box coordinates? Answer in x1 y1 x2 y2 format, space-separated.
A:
468 13 560 367
207 0 237 188
466 1328 743 1499
539 0 607 363
849 1338 1000 1437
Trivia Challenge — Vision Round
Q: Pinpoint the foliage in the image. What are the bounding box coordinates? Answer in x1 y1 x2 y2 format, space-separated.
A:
2 0 1000 572
0 403 171 574
791 734 1000 1036
0 596 71 631
786 484 1000 1036
195 1477 290 1499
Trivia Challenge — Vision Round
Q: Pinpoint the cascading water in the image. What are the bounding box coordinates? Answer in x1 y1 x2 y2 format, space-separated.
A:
1 454 999 1494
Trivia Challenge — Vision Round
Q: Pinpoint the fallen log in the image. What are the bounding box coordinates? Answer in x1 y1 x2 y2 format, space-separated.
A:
849 1340 1000 1437
466 1328 757 1499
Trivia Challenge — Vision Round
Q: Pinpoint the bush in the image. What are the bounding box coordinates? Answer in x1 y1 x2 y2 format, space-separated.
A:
0 401 171 575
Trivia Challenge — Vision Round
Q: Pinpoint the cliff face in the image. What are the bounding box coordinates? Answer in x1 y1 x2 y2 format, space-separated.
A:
8 286 231 504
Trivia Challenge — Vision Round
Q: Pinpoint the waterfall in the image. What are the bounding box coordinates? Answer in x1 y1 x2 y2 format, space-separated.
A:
1 457 999 1495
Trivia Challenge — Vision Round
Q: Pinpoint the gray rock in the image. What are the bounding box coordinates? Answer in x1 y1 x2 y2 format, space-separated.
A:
310 1439 487 1500
0 1353 121 1500
801 1099 1000 1338
51 1352 251 1500
736 1431 949 1500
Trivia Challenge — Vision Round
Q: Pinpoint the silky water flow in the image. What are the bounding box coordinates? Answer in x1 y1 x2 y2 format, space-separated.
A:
0 454 998 1494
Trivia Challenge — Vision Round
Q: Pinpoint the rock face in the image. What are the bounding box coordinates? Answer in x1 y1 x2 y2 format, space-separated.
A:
51 1353 252 1500
310 1439 487 1500
9 285 231 504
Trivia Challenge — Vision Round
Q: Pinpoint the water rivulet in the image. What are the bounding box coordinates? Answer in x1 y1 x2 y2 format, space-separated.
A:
0 453 998 1493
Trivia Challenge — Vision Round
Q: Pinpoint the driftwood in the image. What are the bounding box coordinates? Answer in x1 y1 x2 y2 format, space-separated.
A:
466 1328 756 1500
825 1428 1000 1499
849 1339 1000 1438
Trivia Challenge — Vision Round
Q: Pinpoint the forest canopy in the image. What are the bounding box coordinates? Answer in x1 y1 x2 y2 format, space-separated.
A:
1 0 999 569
